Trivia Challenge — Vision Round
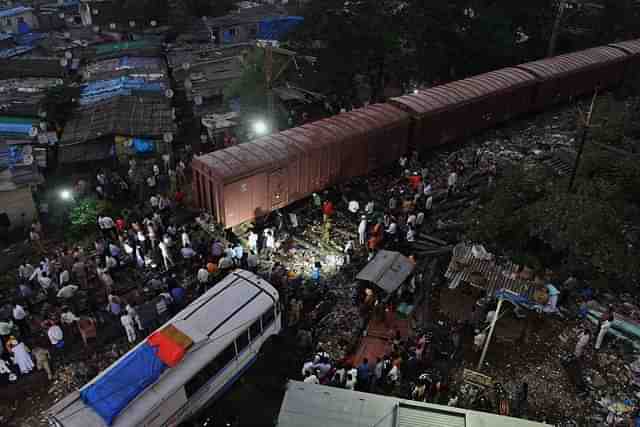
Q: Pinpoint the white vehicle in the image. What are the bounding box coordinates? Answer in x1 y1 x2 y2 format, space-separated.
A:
47 270 281 427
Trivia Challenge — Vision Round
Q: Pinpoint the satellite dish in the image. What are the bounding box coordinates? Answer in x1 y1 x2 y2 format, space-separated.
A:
58 12 64 19
129 20 136 28
23 154 34 165
29 127 38 137
80 40 88 47
92 8 99 15
165 89 174 99
109 23 116 30
64 51 72 59
182 62 190 70
59 58 68 67
150 20 157 27
194 95 203 105
93 26 100 33
63 31 70 39
184 79 192 90
39 122 47 131
163 132 173 143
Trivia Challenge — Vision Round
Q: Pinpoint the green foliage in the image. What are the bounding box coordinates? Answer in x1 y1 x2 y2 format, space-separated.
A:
68 198 112 239
224 50 269 114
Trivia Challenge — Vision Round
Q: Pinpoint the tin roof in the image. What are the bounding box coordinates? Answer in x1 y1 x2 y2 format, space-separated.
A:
390 67 535 116
516 46 626 78
609 38 640 55
278 381 551 427
444 244 534 297
356 250 414 293
195 103 409 183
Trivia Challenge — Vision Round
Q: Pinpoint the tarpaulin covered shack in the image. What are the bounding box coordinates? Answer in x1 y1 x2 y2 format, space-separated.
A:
356 250 414 294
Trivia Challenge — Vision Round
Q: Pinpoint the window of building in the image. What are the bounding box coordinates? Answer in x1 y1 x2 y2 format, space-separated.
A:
184 344 237 397
235 330 249 353
249 319 261 341
262 307 275 329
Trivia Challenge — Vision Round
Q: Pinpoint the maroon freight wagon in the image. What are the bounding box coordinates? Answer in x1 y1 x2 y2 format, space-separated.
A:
192 104 410 228
389 67 537 151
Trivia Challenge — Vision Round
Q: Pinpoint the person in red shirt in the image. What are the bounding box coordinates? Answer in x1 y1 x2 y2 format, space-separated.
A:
175 189 185 205
322 200 334 222
408 173 422 191
115 218 126 234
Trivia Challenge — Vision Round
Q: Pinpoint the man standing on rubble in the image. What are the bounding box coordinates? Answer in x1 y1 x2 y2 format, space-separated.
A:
595 315 612 350
574 328 590 358
447 170 458 197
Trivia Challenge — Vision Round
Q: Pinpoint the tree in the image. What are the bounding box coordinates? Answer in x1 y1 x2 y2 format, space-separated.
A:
68 198 112 239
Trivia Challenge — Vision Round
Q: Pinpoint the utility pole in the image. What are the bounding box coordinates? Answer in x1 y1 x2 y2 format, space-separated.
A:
477 298 503 370
547 0 567 57
264 42 275 126
568 89 598 192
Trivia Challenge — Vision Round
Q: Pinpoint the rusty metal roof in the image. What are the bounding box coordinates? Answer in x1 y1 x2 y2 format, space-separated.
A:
517 47 626 78
609 38 640 55
444 244 533 297
195 103 409 184
390 67 535 116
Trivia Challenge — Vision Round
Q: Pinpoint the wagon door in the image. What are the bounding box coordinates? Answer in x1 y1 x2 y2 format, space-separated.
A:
268 169 288 209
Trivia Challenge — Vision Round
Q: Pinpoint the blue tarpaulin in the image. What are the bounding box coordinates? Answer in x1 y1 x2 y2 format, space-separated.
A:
0 123 33 135
133 138 154 154
257 16 303 41
80 343 167 426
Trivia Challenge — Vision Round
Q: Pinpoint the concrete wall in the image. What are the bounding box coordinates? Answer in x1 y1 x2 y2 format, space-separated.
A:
0 186 37 230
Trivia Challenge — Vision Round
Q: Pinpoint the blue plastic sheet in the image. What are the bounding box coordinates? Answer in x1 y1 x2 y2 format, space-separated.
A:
0 123 33 135
80 76 164 104
257 16 303 41
80 343 167 426
133 138 154 154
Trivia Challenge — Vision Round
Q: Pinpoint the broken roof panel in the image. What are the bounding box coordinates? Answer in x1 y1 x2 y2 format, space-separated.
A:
356 250 414 293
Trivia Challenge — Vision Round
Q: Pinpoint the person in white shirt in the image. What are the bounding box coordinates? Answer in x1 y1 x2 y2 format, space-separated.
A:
344 240 354 265
386 221 397 236
149 195 159 210
153 164 160 177
120 312 137 343
181 229 191 248
60 309 80 325
416 211 425 227
218 255 234 271
105 255 118 270
159 241 174 271
162 153 171 172
38 273 53 291
47 324 64 347
146 175 157 191
407 213 417 228
57 284 79 299
248 231 258 253
59 269 70 286
13 304 28 334
595 317 612 350
19 263 34 282
423 183 432 196
358 216 367 246
197 267 209 285
447 171 458 196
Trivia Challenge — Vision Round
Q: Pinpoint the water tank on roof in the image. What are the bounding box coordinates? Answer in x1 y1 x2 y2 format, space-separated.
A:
150 20 157 27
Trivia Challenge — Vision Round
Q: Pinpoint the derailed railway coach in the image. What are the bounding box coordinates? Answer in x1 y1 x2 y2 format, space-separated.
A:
194 38 640 228
192 104 410 228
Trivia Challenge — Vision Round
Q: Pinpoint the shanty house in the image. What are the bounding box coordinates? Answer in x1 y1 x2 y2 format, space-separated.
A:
0 6 38 34
79 0 168 31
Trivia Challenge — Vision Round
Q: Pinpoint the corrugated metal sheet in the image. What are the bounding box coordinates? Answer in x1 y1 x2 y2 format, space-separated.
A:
397 404 465 427
609 38 640 55
444 244 533 297
390 67 535 115
356 250 414 293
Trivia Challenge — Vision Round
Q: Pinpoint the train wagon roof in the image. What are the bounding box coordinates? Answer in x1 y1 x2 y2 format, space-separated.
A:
193 103 409 184
609 38 640 55
389 67 535 116
516 46 626 79
47 270 278 427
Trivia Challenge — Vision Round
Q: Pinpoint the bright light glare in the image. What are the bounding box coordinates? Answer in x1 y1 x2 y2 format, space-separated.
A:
413 89 419 94
252 120 268 135
60 189 72 200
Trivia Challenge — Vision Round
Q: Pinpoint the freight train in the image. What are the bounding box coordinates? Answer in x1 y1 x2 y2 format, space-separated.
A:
192 39 640 228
